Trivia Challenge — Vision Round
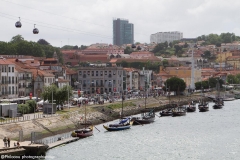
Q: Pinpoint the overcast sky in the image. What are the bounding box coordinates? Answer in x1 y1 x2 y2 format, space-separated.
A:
0 0 240 47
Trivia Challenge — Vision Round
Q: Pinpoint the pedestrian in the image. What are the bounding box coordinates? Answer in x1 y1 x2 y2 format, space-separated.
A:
7 138 10 147
14 142 17 147
17 141 20 148
3 137 7 148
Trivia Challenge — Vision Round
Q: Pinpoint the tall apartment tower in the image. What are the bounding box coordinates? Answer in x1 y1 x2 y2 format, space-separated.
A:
150 31 183 44
113 18 134 46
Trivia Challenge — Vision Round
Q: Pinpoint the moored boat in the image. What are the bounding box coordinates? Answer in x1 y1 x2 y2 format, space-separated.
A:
72 125 93 138
132 108 155 124
198 102 209 112
71 101 94 138
103 118 133 131
172 106 186 117
186 101 196 112
160 109 173 116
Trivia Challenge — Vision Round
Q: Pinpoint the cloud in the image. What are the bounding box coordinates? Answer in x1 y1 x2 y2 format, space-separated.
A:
0 0 240 47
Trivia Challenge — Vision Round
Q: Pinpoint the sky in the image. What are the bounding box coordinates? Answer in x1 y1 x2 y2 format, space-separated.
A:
0 0 240 47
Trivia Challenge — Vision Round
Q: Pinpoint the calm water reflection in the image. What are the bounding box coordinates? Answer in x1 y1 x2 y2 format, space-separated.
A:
46 100 240 160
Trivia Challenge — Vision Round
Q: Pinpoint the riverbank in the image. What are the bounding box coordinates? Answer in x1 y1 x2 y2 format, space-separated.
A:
0 93 209 142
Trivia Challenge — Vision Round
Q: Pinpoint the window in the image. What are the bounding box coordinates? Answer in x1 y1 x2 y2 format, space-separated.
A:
45 78 46 83
12 67 14 72
16 77 18 84
9 86 11 94
8 67 10 72
105 71 107 75
9 77 11 84
79 71 82 75
92 71 94 76
12 77 14 84
12 86 14 94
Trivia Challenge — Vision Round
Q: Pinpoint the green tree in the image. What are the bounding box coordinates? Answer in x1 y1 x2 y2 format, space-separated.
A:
152 43 165 53
174 45 182 55
164 41 168 48
162 59 169 67
73 45 78 49
10 35 24 43
169 42 173 48
26 100 37 113
41 84 72 108
124 46 132 54
201 50 211 58
37 39 50 45
80 45 88 50
165 77 186 93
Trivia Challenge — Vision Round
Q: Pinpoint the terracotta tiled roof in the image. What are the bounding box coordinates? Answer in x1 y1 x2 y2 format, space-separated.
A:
79 55 109 62
123 68 139 72
0 59 14 65
66 68 77 75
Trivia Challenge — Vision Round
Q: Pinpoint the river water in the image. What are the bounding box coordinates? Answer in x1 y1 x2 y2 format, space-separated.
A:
46 100 240 160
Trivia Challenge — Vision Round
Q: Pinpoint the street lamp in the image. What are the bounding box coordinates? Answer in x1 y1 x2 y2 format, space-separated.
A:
52 78 58 115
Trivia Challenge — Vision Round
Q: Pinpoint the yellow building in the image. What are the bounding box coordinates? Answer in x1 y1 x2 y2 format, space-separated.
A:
226 56 240 70
216 52 232 63
160 66 202 87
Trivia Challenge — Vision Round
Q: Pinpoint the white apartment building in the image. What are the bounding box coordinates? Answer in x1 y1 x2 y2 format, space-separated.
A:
0 59 18 99
150 31 183 44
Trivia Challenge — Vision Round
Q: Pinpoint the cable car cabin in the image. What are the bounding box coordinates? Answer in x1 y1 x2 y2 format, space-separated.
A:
33 28 39 34
15 17 22 28
15 21 22 28
33 24 39 34
132 44 136 48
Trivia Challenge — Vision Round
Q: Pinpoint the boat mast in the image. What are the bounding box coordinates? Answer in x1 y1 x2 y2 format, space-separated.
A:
121 91 123 119
85 101 86 128
143 67 147 109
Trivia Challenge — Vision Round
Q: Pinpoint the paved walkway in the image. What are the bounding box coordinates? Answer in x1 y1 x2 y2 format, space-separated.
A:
47 137 79 150
0 139 40 149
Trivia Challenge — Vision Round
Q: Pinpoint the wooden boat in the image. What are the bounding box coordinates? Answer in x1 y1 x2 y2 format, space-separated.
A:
131 74 155 125
198 84 209 112
159 89 174 117
72 100 93 138
160 109 172 116
172 87 187 117
198 102 209 112
103 94 133 131
186 101 196 112
213 81 224 109
172 106 186 117
132 108 155 124
103 118 133 131
73 125 93 138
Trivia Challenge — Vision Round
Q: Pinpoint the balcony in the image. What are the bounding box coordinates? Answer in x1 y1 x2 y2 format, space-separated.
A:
25 77 32 81
2 81 9 84
19 77 25 80
26 85 33 88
